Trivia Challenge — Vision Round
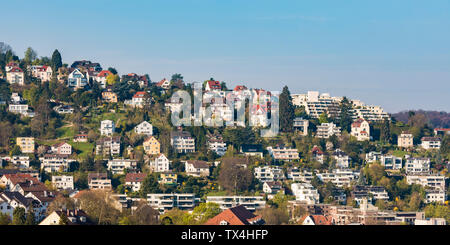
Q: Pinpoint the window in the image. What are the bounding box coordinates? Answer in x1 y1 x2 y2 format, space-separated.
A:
220 220 228 225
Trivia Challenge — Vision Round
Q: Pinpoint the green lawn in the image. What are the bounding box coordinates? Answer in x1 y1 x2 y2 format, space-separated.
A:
392 150 409 158
56 126 75 139
69 141 94 159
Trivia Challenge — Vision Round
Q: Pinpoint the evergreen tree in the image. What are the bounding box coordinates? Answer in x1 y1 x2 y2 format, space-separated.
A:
380 118 391 143
279 86 295 132
319 112 329 124
339 97 353 133
25 205 36 225
51 49 62 73
24 47 37 65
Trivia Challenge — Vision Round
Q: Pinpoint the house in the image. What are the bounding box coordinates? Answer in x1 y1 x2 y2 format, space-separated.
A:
51 175 74 190
207 134 227 156
406 174 445 190
267 145 299 161
39 209 93 225
316 123 341 138
311 145 324 164
147 154 170 173
156 78 171 89
101 91 118 103
434 128 450 136
185 160 210 177
73 134 88 143
291 183 320 204
107 159 138 175
93 70 112 88
8 103 34 117
0 195 13 218
159 172 177 185
5 62 19 72
134 121 153 136
71 60 102 72
39 154 76 173
351 118 370 141
10 156 30 168
299 215 332 225
420 137 441 150
254 166 284 182
415 217 446 225
170 131 195 153
205 80 222 91
206 196 266 211
293 117 309 136
332 149 350 168
262 181 284 195
240 144 263 158
96 136 121 157
88 173 112 190
143 136 160 155
147 193 196 212
405 158 431 174
54 105 74 114
6 67 25 85
28 65 53 82
352 185 389 204
16 137 35 153
287 168 314 183
316 169 360 188
205 205 265 225
425 190 446 204
67 68 88 89
398 131 414 148
51 142 72 155
126 91 149 108
100 120 115 136
125 173 147 192
0 192 40 220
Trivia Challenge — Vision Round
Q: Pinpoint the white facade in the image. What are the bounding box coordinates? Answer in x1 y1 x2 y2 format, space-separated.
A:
208 140 227 156
134 121 153 136
254 166 285 182
148 154 170 173
316 123 341 138
405 158 431 174
425 190 446 204
421 137 441 150
52 175 74 190
293 118 309 136
100 120 115 136
147 193 196 211
291 183 320 204
406 174 445 190
351 118 370 141
398 132 414 148
267 146 299 161
316 169 360 187
107 159 138 174
39 154 76 173
11 155 30 168
206 195 266 211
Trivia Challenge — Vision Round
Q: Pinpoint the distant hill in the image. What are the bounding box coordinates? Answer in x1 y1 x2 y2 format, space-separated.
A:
392 110 450 128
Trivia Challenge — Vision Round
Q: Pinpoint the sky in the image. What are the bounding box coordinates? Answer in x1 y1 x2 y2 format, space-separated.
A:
1 0 449 113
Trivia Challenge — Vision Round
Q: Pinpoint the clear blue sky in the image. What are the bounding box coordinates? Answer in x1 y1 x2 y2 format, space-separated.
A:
2 0 449 112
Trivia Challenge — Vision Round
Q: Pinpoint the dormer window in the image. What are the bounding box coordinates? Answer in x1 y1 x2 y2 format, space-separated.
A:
219 220 228 225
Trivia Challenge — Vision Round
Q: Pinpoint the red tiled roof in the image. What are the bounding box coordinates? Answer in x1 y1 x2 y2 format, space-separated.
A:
125 173 146 183
233 85 247 91
312 146 324 155
9 67 23 73
207 80 221 90
133 91 147 98
205 205 264 225
299 215 332 225
352 118 366 128
97 70 112 77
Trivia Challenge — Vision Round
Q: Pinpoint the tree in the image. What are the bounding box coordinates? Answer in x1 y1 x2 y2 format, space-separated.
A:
51 49 63 73
319 112 329 124
125 201 159 225
139 174 160 197
12 207 26 225
106 74 120 85
380 118 391 143
0 213 11 225
47 195 76 214
279 86 295 132
218 157 253 193
257 206 288 225
108 67 118 75
76 190 121 224
190 202 222 224
25 206 36 225
339 97 353 133
24 47 38 64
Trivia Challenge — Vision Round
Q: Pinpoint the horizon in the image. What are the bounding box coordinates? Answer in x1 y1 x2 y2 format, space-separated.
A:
1 0 449 113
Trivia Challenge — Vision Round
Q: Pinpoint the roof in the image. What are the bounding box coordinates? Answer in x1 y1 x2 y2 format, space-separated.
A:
133 91 147 98
299 215 332 225
171 131 192 138
421 137 441 141
97 70 112 77
53 209 94 225
156 78 170 87
52 142 70 148
125 173 147 183
241 144 263 153
1 191 37 207
351 118 367 128
88 172 108 181
207 80 222 90
9 67 23 73
233 85 248 91
265 181 282 189
186 160 209 169
205 205 264 225
311 146 324 155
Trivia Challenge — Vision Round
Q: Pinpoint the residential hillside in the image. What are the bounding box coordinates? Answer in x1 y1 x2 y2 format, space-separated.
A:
393 111 450 129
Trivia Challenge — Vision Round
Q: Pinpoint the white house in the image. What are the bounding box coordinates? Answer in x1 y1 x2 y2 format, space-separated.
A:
398 131 414 148
125 173 147 192
405 158 431 174
332 149 350 168
100 120 115 136
184 160 210 177
406 174 445 190
351 118 370 141
107 159 138 175
51 142 72 155
6 67 25 85
267 145 299 161
39 154 76 173
291 183 320 204
134 121 153 136
425 190 446 204
316 123 341 138
171 131 195 153
262 181 284 195
293 117 309 136
254 166 285 182
51 175 74 190
11 155 30 168
206 195 266 211
67 68 88 89
420 137 441 150
148 153 171 173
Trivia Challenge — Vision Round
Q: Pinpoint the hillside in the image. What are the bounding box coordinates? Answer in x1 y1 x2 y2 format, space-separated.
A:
392 110 450 128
